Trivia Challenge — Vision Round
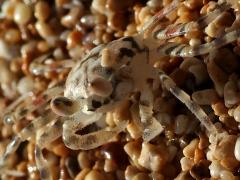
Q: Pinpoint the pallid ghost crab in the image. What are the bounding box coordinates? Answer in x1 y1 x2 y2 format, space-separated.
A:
1 0 240 179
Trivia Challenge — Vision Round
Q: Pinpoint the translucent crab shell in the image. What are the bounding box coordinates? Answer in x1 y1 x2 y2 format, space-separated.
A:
64 41 132 110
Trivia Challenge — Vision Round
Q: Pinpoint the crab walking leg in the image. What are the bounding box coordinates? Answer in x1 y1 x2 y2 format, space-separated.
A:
158 70 218 135
35 145 52 180
1 169 25 177
29 53 74 75
34 118 66 180
141 0 183 38
154 22 199 40
3 86 63 124
139 87 164 141
19 110 57 140
36 117 64 148
30 59 75 76
0 110 57 168
62 112 128 150
154 30 240 57
0 136 21 166
139 104 164 141
154 2 231 40
34 113 108 180
2 92 33 123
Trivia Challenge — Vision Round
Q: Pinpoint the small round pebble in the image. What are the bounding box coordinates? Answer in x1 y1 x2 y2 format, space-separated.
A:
234 136 240 161
17 76 34 95
85 170 106 180
14 3 32 25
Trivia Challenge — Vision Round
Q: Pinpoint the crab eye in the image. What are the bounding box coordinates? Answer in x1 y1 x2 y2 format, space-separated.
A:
50 96 79 116
89 77 113 97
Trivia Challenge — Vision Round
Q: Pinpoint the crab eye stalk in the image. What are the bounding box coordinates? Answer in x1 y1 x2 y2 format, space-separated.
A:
89 77 113 97
50 96 79 116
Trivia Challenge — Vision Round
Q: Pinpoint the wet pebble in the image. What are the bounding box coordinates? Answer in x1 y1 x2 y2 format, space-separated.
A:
17 76 35 95
192 89 219 105
234 136 240 161
85 170 106 180
14 3 32 25
101 141 128 168
65 156 80 178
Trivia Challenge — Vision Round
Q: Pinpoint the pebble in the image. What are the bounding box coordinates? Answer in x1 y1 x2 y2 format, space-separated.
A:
78 151 92 169
147 0 162 8
65 156 80 178
183 139 199 159
138 143 168 171
61 7 83 28
214 135 239 171
192 89 219 105
91 0 107 14
17 161 28 174
181 157 194 171
174 114 189 135
85 170 106 180
104 159 117 172
175 171 194 180
2 1 16 19
0 40 18 60
224 80 240 108
81 15 95 28
234 136 240 161
233 105 240 123
132 173 150 180
14 3 32 25
52 143 70 157
125 165 140 180
101 141 128 168
184 0 202 9
0 59 15 84
207 55 228 96
126 121 142 139
35 21 55 39
124 141 142 168
67 30 83 49
4 28 21 44
209 160 224 178
75 168 91 180
220 170 236 180
34 1 50 21
190 160 210 179
17 76 34 95
106 0 134 12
